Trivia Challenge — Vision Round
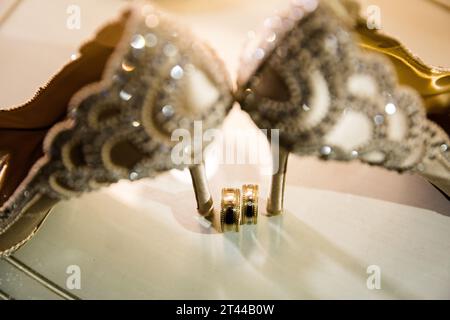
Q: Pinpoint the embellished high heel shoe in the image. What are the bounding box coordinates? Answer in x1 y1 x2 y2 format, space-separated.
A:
0 3 233 256
237 0 450 215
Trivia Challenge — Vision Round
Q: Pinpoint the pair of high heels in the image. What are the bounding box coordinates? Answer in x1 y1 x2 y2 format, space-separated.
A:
0 0 449 256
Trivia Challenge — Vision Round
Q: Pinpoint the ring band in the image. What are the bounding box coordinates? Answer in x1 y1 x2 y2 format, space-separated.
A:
241 184 258 225
220 188 241 232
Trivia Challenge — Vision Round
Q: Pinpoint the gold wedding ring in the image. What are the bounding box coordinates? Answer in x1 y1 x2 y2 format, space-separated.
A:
220 188 241 232
241 184 258 225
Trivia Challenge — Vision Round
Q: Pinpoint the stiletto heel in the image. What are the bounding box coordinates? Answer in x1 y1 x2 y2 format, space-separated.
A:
238 0 450 213
0 3 233 256
189 163 214 217
267 147 289 216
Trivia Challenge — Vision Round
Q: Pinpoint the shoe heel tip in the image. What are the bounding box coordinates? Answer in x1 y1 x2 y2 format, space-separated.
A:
266 205 284 216
198 197 214 217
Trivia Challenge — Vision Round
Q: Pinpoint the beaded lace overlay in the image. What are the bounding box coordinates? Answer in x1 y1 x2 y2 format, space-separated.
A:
0 5 232 236
239 3 450 194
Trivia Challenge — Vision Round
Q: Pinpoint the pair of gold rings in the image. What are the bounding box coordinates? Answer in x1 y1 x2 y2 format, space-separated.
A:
220 184 258 232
